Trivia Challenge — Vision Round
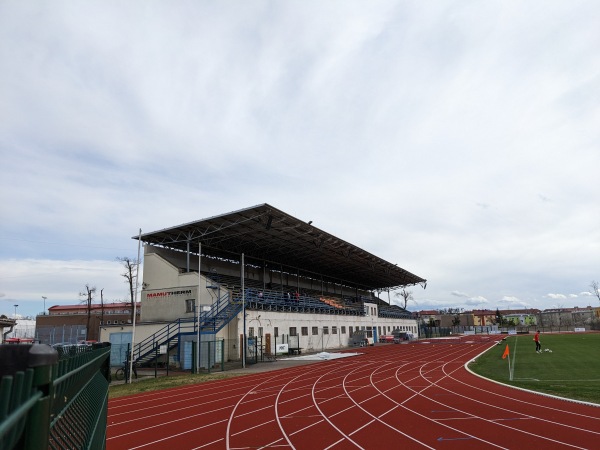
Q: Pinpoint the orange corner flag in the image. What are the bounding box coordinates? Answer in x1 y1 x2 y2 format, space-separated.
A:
502 344 510 359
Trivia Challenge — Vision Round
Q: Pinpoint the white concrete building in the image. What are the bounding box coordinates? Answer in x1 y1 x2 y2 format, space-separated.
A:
100 204 425 369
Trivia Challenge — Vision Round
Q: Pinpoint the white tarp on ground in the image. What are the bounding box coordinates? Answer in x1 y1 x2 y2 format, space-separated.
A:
286 352 363 361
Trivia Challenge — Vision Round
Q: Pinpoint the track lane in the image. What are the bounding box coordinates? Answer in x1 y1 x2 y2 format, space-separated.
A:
107 336 600 449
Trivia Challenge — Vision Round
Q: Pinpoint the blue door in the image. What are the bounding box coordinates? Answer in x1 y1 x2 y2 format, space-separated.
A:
109 332 132 367
183 341 193 370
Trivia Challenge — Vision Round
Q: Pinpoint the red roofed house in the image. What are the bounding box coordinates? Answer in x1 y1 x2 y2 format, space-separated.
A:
35 302 141 344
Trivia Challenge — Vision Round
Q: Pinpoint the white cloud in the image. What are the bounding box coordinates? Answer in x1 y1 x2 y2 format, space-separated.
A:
547 293 567 300
464 296 488 305
1 1 599 317
497 296 530 308
0 259 134 316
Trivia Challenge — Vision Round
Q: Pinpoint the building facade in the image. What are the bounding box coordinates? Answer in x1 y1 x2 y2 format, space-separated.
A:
100 244 418 369
36 302 140 344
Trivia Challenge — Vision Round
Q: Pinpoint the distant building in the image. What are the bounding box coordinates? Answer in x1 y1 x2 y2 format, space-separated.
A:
471 309 496 326
502 309 539 326
410 306 597 332
0 315 17 343
416 310 441 327
538 306 596 329
35 302 141 344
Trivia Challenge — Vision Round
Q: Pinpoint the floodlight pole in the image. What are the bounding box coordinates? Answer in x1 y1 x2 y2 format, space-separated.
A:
242 253 246 369
197 241 202 374
128 229 142 384
42 296 47 315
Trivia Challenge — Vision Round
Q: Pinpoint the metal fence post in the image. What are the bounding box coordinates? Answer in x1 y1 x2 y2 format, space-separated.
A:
221 339 225 371
207 341 211 374
25 344 58 450
191 341 197 374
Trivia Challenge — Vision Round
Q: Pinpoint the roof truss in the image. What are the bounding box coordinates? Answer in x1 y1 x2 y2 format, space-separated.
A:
135 204 426 291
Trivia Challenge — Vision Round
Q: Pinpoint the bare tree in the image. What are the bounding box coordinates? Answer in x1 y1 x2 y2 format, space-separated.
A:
118 257 139 324
591 281 600 304
452 313 461 327
395 289 414 309
79 284 96 341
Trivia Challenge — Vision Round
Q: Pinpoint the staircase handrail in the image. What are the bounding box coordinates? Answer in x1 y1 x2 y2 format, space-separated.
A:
133 318 195 362
132 290 237 364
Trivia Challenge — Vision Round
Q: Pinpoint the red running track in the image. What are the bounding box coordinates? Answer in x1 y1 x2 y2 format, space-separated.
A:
107 335 600 449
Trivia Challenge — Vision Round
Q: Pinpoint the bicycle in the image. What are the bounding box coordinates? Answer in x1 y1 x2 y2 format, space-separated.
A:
114 361 138 381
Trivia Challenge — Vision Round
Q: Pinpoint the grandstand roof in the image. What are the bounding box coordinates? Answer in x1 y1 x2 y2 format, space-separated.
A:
135 204 426 291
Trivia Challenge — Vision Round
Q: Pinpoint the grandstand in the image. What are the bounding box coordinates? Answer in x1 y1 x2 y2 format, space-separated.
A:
99 204 426 369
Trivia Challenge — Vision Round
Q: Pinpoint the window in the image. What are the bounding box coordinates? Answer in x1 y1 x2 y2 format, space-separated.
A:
301 327 308 336
258 327 263 337
249 327 255 338
185 299 195 313
312 327 318 335
274 327 279 337
332 326 337 334
289 327 297 336
323 326 329 335
341 326 346 334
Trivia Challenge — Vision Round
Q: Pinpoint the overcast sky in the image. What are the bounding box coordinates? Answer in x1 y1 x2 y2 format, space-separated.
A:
1 1 599 318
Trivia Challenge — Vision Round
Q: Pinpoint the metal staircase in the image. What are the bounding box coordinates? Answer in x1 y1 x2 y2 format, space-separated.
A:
131 291 242 366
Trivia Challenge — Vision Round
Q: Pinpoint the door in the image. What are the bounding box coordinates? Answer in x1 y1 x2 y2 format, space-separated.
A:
183 341 193 370
109 332 132 367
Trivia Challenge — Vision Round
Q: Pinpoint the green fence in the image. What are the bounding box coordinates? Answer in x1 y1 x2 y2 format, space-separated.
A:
0 342 111 450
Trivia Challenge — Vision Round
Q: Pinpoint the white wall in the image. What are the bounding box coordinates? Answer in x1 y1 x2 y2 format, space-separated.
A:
99 321 171 345
138 247 418 357
141 249 231 322
243 307 417 353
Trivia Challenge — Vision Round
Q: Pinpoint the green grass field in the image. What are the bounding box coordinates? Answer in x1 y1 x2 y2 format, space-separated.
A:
109 372 242 399
468 332 600 404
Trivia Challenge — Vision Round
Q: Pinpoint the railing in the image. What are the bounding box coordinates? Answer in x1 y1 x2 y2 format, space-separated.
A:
132 291 242 365
244 290 365 316
132 318 195 365
0 342 111 450
378 305 412 319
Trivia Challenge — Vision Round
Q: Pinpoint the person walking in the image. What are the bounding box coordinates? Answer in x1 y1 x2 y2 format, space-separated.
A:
534 330 541 353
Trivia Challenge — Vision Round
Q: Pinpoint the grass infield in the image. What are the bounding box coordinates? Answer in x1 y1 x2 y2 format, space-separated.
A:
108 373 242 399
468 332 600 404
